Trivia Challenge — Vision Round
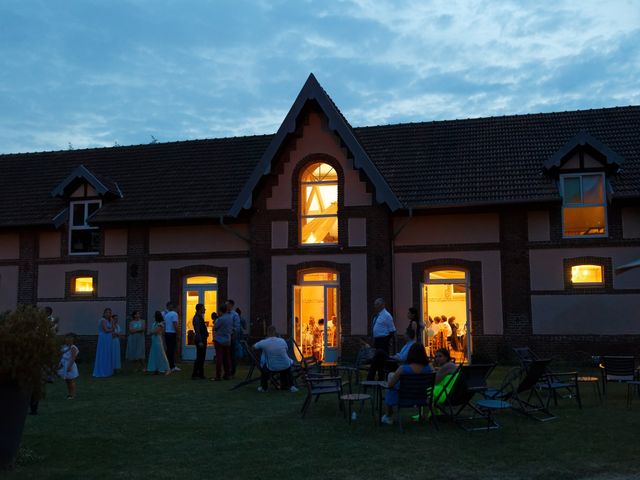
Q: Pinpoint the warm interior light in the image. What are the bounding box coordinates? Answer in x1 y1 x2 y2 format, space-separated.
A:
75 277 94 293
301 162 338 244
186 276 217 284
570 265 603 284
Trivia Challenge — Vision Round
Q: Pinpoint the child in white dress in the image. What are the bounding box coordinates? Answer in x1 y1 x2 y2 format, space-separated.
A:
58 333 79 399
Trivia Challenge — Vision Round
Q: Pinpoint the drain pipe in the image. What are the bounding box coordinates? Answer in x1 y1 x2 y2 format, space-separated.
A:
390 207 413 353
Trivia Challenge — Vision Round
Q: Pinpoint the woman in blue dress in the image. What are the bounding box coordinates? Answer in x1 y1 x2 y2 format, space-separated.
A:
381 343 433 425
126 310 146 371
92 308 114 377
146 311 170 375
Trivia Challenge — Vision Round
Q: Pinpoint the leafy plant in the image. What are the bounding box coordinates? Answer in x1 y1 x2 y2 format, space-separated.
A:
0 305 60 398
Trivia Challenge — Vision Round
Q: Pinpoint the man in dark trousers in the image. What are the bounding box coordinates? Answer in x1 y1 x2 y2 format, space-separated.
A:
191 303 208 379
163 302 181 372
367 297 397 381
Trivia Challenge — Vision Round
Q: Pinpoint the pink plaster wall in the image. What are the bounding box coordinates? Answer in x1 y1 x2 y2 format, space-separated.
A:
0 266 18 312
104 229 128 256
394 213 500 246
348 218 367 247
622 208 640 239
147 258 251 326
38 263 127 298
271 221 289 249
37 301 127 335
528 211 550 242
529 247 640 291
271 254 368 335
149 225 249 254
532 294 640 334
266 111 372 210
393 251 503 334
39 232 61 258
0 234 19 260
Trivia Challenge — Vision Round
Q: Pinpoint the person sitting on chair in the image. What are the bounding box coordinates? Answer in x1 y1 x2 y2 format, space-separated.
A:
381 343 433 425
390 328 417 363
253 326 299 393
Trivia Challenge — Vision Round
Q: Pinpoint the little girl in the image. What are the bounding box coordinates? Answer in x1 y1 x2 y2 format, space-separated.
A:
58 332 79 399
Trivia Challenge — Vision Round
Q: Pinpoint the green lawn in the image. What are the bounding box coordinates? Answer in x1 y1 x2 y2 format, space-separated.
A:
7 363 640 480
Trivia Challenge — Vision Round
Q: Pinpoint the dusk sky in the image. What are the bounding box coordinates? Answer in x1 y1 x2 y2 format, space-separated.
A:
1 0 639 154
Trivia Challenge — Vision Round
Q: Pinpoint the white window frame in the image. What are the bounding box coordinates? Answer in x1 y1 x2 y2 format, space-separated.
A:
300 163 339 245
560 173 608 238
69 200 102 255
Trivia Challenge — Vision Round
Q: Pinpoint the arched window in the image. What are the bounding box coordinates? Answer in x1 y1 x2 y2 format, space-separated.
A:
300 162 338 244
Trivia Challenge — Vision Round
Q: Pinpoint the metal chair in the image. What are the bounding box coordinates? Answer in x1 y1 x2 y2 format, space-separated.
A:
599 356 637 395
396 372 438 432
300 375 344 418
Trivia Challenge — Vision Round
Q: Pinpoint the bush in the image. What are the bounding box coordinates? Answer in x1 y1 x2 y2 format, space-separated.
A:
0 305 60 398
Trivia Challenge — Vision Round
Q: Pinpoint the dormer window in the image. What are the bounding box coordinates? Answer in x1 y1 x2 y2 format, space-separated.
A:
69 200 101 254
560 173 607 238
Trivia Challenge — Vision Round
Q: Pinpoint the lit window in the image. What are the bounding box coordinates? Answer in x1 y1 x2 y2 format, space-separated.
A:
74 276 94 293
561 174 607 237
186 276 218 284
302 271 338 282
429 270 466 280
69 200 101 254
570 265 603 286
300 162 338 244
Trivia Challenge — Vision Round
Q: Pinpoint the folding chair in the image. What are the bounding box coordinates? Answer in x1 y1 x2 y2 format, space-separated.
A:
396 372 438 432
485 359 556 422
599 356 637 395
230 340 279 391
436 364 497 431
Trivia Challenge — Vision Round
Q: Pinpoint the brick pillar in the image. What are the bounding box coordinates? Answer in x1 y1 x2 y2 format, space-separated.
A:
499 207 532 342
126 226 148 316
366 205 393 334
18 231 38 305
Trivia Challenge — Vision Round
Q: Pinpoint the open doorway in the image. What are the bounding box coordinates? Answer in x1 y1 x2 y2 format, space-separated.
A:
182 275 218 361
421 269 471 363
292 269 340 363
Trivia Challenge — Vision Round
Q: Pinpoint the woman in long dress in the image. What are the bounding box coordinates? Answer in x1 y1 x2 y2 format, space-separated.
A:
125 310 146 371
93 308 114 377
147 311 170 375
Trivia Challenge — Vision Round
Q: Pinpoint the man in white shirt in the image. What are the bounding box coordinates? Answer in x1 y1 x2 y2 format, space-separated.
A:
367 298 396 381
253 326 298 393
163 301 181 372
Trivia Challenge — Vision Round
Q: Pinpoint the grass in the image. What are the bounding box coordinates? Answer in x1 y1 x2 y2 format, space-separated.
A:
6 362 640 480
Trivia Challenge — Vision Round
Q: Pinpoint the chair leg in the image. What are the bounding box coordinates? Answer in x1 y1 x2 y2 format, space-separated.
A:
301 394 311 417
574 384 582 409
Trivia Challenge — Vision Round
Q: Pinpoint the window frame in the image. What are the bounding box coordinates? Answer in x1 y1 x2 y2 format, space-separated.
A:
299 162 339 246
559 172 608 238
68 199 102 255
66 270 98 299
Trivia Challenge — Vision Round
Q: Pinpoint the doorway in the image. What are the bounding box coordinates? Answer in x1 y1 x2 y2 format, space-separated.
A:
421 269 471 363
182 275 218 361
292 270 340 363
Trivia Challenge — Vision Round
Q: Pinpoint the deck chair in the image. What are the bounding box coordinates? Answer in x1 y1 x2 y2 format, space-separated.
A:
599 356 638 395
396 372 438 432
512 346 581 409
230 340 279 391
436 363 496 431
300 374 344 418
485 359 556 422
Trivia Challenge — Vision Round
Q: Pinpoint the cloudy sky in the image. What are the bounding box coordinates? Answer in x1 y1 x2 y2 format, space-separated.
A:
1 0 639 154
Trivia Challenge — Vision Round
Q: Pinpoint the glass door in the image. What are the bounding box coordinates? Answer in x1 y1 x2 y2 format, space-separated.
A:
323 285 339 363
182 276 218 361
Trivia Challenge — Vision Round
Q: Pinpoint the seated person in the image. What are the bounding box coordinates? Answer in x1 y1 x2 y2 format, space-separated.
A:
253 326 298 393
381 343 433 425
390 328 417 363
433 348 458 405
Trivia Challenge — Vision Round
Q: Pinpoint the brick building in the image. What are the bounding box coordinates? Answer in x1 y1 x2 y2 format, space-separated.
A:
1 74 639 361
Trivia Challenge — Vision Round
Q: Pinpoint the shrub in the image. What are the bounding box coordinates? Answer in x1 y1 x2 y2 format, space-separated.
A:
0 305 60 398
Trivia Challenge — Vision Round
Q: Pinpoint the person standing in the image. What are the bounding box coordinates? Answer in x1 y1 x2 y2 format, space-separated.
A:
57 333 79 399
226 299 241 376
126 310 146 371
93 308 114 378
191 304 208 380
213 303 233 381
147 311 171 375
163 301 181 372
367 298 396 381
45 306 59 334
111 314 123 373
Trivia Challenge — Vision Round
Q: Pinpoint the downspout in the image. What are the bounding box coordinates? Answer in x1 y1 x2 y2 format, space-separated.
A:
390 207 413 353
219 215 251 245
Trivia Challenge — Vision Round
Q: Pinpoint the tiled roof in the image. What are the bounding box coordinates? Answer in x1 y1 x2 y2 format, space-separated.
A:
0 135 272 227
354 106 640 207
0 104 639 228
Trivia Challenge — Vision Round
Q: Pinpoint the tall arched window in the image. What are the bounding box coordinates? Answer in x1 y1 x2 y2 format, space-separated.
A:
300 162 338 244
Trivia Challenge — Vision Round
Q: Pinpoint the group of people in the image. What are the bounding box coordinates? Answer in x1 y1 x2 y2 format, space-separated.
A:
426 315 466 352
